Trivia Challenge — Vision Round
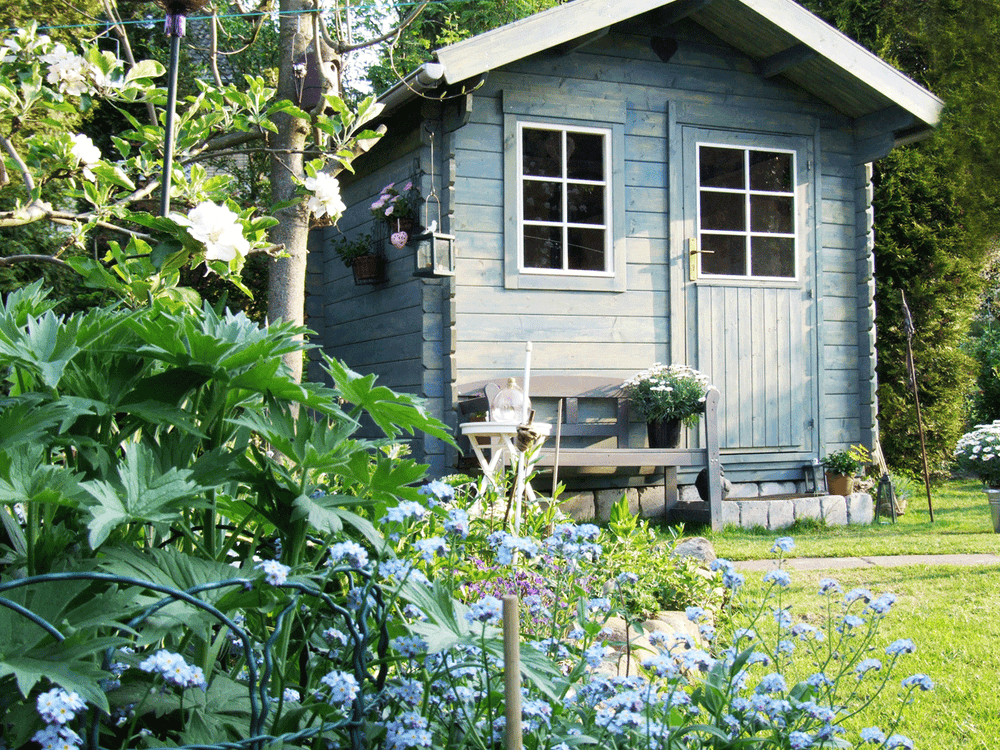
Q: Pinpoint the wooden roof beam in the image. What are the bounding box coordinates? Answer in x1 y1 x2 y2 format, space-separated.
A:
554 27 610 56
756 43 817 78
649 0 716 31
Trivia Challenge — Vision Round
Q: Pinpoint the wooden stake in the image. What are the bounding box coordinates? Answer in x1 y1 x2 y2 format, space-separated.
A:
901 290 934 522
502 595 522 750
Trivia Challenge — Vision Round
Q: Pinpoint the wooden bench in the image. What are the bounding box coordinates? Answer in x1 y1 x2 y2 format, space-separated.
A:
456 376 723 530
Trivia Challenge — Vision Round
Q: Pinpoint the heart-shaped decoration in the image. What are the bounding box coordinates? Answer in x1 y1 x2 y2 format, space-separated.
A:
390 231 409 249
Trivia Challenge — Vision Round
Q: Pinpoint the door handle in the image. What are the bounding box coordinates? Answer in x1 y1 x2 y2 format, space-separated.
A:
688 237 712 280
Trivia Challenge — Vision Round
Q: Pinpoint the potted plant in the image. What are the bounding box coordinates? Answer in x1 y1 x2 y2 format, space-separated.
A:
623 364 711 448
370 180 421 247
821 444 871 495
953 421 1000 532
331 233 384 285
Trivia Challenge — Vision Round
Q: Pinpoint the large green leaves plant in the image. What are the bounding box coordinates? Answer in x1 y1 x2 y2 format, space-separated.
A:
0 282 453 739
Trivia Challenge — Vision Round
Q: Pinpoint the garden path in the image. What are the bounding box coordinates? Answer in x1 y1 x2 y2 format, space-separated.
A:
734 553 1000 572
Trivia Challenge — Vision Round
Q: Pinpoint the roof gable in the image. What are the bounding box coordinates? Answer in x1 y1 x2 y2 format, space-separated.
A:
430 0 941 136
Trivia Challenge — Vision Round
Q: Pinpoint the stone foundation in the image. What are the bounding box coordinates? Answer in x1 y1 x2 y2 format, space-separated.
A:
558 479 874 529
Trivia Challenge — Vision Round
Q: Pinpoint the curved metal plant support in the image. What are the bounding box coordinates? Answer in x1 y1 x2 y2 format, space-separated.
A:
0 569 390 750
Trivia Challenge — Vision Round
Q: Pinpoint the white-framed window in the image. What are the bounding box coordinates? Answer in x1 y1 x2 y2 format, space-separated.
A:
697 144 797 279
517 122 612 275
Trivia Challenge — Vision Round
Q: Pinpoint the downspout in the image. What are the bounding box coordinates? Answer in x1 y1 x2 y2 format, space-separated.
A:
378 62 447 114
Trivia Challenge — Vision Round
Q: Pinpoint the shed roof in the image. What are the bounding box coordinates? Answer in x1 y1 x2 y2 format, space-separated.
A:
386 0 942 143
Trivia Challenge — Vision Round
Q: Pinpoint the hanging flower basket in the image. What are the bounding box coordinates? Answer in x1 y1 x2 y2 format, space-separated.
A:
351 253 385 285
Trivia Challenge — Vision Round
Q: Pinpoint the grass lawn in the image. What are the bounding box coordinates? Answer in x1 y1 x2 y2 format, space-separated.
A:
689 480 1000 748
702 479 1000 560
738 565 1000 749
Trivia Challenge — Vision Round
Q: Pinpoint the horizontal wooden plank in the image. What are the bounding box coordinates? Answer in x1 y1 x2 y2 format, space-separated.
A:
453 175 503 207
456 286 667 316
534 449 706 468
626 159 669 188
455 311 667 342
455 341 664 376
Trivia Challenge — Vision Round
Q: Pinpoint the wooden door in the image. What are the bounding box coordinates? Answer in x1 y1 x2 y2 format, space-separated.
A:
681 127 817 453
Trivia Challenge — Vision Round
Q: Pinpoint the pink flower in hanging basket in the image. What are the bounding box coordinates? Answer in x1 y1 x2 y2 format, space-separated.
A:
390 231 409 248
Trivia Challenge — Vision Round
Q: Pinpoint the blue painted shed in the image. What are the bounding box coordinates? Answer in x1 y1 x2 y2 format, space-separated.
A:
307 0 942 493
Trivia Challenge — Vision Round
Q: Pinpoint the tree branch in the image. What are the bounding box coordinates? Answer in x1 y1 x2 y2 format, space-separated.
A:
0 134 36 193
0 254 72 269
103 0 159 126
338 0 432 54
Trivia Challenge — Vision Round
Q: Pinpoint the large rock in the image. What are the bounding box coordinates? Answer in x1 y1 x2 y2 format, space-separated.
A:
820 495 848 525
739 500 769 528
559 491 595 521
766 499 794 529
638 485 667 519
846 492 874 524
670 537 716 566
794 496 823 521
595 487 639 522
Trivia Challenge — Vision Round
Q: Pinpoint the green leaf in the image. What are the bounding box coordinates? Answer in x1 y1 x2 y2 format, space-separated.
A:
326 357 454 443
125 59 165 82
89 162 136 190
81 442 204 548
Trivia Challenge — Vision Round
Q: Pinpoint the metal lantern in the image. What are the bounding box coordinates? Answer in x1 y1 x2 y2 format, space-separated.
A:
412 229 455 277
413 127 455 277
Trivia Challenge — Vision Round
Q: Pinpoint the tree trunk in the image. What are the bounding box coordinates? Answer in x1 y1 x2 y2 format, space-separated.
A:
268 0 338 383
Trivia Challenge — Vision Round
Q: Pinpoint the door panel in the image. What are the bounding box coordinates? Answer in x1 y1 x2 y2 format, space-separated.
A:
682 127 816 452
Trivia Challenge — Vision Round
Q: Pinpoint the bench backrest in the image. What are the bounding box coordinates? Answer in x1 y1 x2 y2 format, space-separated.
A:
457 375 630 448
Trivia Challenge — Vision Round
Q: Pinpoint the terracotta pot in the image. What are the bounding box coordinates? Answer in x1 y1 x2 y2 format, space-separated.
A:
825 472 855 496
647 418 682 449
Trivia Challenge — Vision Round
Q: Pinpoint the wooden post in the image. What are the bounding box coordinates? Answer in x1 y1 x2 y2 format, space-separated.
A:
502 595 522 750
901 290 934 522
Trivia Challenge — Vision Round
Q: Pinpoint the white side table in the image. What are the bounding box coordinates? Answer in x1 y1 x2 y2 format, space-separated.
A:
459 421 551 532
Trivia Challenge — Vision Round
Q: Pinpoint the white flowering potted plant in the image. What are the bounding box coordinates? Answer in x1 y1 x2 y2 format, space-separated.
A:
623 364 711 448
370 180 421 248
820 444 870 496
953 422 1000 532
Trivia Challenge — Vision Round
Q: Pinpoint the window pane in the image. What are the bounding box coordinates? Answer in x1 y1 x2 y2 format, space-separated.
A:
750 195 793 233
567 184 604 224
566 132 604 180
749 151 792 192
523 181 562 222
700 191 744 231
567 227 605 271
701 234 746 275
700 147 744 189
751 236 795 277
522 128 561 178
523 225 563 269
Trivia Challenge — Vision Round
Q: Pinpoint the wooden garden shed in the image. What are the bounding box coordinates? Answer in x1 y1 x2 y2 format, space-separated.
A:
307 0 942 498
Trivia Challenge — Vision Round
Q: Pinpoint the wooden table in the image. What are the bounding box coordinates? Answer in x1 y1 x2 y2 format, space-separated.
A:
459 421 552 533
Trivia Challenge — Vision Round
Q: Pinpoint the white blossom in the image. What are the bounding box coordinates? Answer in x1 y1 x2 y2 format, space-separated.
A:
41 43 92 96
304 171 346 220
70 134 101 181
175 201 250 263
